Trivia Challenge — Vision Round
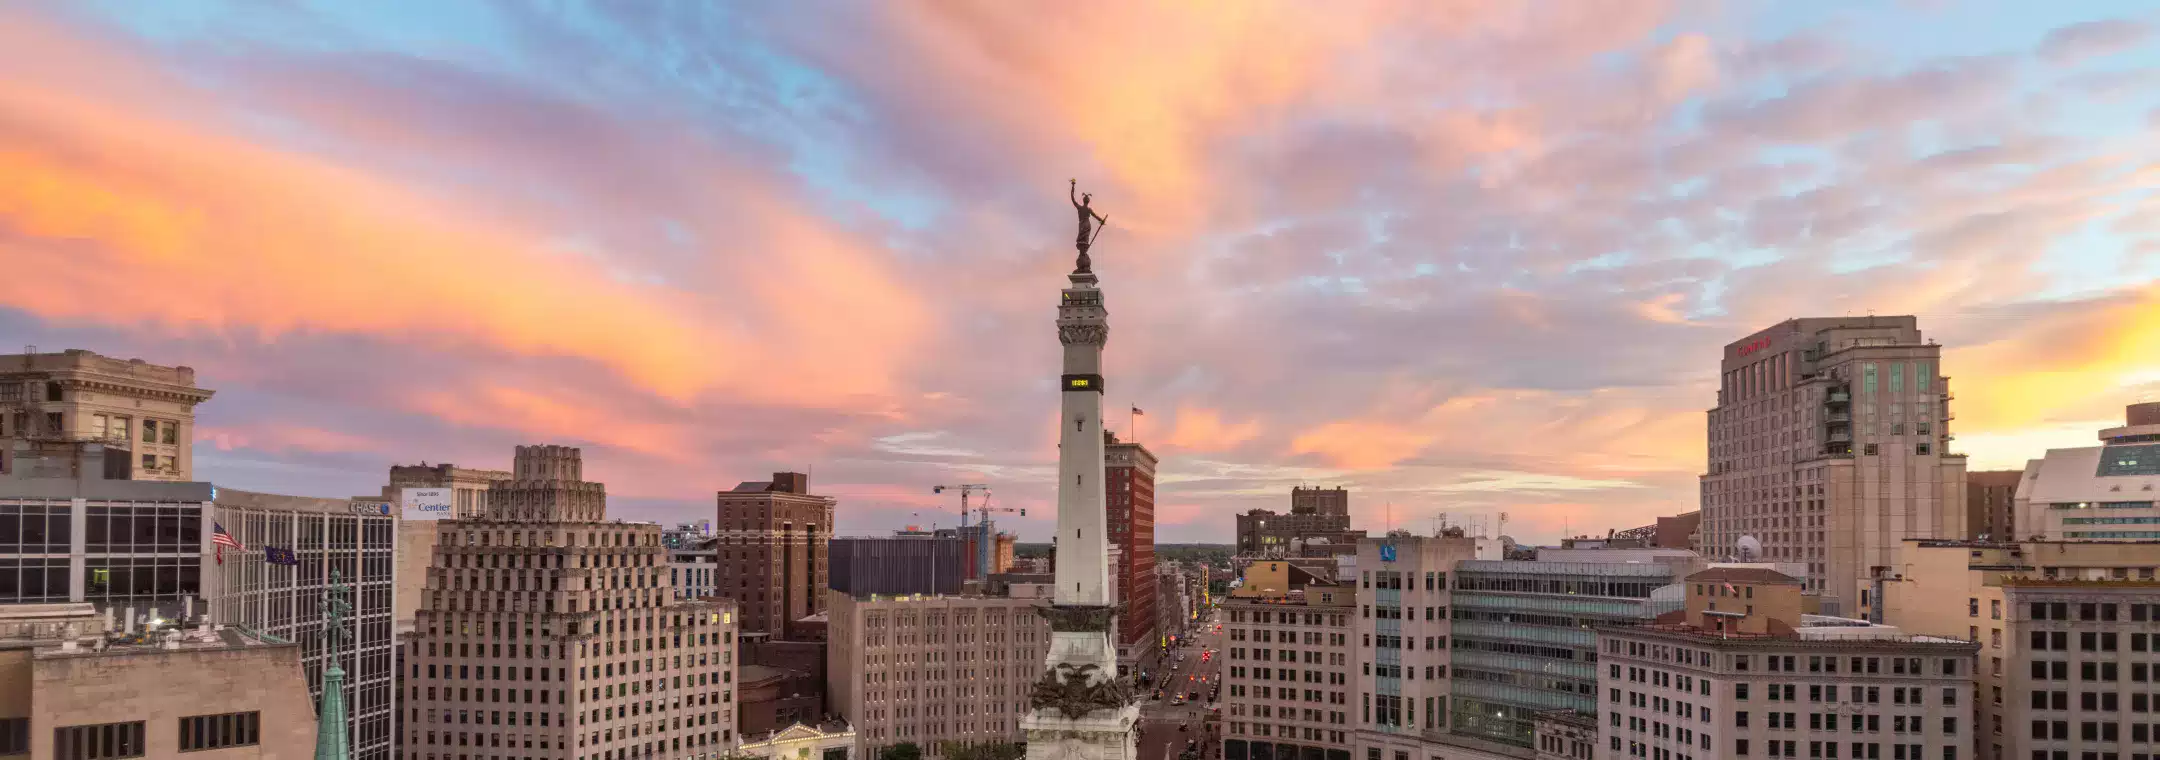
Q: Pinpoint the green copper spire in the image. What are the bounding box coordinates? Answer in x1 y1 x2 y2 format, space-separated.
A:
314 570 353 760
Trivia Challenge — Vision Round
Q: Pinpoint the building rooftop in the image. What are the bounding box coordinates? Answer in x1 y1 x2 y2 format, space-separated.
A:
1997 578 2160 589
214 488 393 516
2 603 292 658
1607 621 1975 650
0 349 212 396
1689 567 1801 585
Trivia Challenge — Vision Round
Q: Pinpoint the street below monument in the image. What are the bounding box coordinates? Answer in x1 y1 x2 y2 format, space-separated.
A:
1137 608 1225 760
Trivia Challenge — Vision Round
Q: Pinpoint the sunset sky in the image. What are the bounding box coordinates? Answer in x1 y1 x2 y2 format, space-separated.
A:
4 1 2157 543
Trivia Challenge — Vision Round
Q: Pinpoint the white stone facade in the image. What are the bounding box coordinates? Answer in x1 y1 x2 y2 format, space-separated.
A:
1023 260 1139 760
826 591 1050 756
1596 625 1978 760
401 446 741 759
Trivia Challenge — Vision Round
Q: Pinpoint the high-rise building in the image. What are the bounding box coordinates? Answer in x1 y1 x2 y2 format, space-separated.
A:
1967 470 2022 541
826 591 1050 756
2011 402 2160 541
2 602 321 758
1236 487 1365 560
829 534 969 597
1599 567 1979 760
0 349 216 481
1019 232 1139 760
1105 430 1159 676
402 445 741 760
0 442 214 622
1870 538 2160 760
717 472 835 638
212 488 399 760
1219 561 1357 760
1700 316 1968 613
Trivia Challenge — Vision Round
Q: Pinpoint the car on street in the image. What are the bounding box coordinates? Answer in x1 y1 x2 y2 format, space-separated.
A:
1171 695 1186 705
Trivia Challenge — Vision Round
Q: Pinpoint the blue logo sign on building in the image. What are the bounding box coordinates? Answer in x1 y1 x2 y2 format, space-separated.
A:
1379 544 1397 562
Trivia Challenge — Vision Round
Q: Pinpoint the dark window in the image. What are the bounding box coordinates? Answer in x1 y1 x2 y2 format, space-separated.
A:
54 721 145 760
178 711 258 752
0 718 26 754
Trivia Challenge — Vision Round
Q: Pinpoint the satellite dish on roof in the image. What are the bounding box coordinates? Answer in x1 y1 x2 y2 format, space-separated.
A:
1737 535 1763 562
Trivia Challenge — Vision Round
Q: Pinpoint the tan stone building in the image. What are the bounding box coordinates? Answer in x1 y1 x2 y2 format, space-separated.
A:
1220 561 1358 760
402 445 741 760
2 602 318 758
1600 568 1979 760
1869 539 2160 760
826 591 1050 758
387 462 513 520
0 349 216 481
1700 317 1968 615
718 473 835 639
383 461 513 633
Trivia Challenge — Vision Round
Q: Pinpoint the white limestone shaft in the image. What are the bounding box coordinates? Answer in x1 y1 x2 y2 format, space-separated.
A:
1044 629 1118 675
1054 273 1112 608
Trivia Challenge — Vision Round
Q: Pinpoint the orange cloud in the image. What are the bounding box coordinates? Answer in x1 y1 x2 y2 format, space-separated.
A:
1162 407 1262 452
1289 420 1437 470
1947 285 2160 433
410 385 691 460
0 14 929 409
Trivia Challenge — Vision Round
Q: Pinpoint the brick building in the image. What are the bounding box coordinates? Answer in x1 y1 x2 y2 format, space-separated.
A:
718 473 835 638
1105 431 1158 676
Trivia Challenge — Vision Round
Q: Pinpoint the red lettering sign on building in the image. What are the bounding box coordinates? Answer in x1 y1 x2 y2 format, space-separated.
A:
1736 338 1772 357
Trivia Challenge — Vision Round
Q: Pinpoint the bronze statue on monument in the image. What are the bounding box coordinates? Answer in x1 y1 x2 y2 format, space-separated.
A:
1070 179 1108 273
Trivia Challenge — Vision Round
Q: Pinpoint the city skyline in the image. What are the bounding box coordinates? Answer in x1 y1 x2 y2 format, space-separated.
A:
3 2 2159 543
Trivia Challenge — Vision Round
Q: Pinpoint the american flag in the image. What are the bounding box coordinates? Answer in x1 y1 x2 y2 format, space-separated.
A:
212 522 243 565
1131 406 1146 416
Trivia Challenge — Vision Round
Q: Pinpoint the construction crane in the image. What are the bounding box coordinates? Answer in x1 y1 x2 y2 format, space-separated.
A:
933 484 1025 579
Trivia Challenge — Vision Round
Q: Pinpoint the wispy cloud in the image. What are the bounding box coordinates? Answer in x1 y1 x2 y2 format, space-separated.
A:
1 0 2155 541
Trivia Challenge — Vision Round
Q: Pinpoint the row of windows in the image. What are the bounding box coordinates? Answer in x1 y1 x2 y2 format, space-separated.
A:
178 711 260 752
2029 630 2160 652
2028 689 2160 712
2028 720 2160 743
2029 660 2143 682
1738 711 1951 734
2029 601 2158 622
1734 738 1946 760
53 721 145 760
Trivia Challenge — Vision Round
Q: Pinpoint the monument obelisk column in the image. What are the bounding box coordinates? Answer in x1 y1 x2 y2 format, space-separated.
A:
1023 182 1138 760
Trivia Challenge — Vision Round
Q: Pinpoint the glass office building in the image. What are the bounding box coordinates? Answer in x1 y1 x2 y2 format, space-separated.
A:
213 489 399 760
1446 560 1683 746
